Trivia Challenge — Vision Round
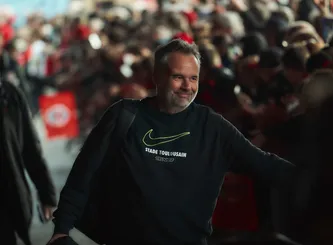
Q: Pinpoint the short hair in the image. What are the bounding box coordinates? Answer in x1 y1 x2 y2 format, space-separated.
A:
272 6 295 24
306 50 333 73
258 47 283 69
284 21 316 44
214 12 245 39
282 46 309 71
240 32 268 57
154 39 201 69
199 42 221 69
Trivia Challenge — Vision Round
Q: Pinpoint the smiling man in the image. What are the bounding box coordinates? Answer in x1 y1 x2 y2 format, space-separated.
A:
153 41 200 113
48 39 296 245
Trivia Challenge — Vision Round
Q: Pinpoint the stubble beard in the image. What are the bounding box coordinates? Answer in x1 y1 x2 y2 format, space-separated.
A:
165 89 197 113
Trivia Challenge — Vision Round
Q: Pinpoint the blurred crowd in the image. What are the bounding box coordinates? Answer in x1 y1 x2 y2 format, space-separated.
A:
1 0 333 244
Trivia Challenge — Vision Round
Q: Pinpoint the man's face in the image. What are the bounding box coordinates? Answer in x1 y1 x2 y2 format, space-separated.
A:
284 68 305 86
155 52 200 112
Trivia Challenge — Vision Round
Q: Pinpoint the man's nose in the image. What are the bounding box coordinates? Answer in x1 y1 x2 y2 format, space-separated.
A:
181 78 191 89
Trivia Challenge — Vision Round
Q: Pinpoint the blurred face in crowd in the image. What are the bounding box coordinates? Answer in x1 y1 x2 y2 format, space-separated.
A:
235 56 259 88
258 67 277 83
154 52 200 113
284 68 306 87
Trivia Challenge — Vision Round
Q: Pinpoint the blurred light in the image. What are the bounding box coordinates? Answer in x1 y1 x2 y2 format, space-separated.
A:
108 7 131 20
282 40 288 48
234 85 241 95
120 64 133 78
41 24 54 37
88 34 102 50
90 18 105 32
15 38 28 52
123 54 135 65
68 0 84 16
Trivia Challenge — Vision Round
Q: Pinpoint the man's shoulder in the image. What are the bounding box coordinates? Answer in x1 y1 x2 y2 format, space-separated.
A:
191 103 228 131
194 102 238 130
193 102 223 120
98 98 140 126
105 98 141 114
2 80 24 104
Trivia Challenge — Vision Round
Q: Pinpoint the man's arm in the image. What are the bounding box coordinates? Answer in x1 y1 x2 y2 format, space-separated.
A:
51 100 122 236
219 115 296 188
16 85 57 207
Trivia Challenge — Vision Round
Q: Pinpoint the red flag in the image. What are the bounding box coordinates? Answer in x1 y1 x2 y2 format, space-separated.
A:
39 92 79 139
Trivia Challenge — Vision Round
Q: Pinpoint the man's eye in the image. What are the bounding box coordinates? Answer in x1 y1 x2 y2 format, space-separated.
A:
173 76 183 80
191 77 198 81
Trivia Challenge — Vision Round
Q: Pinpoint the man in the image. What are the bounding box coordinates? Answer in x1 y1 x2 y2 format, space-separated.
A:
0 33 30 98
48 39 296 245
0 76 56 245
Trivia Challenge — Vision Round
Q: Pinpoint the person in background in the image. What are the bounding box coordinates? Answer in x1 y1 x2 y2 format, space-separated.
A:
306 49 333 74
0 34 30 97
263 17 288 48
240 32 268 59
282 45 309 90
212 34 233 68
0 9 15 46
0 78 56 245
290 70 333 244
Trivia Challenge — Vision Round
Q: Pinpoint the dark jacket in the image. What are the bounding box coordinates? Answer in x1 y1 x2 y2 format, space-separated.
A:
291 97 333 245
53 99 128 244
0 80 57 245
53 98 297 245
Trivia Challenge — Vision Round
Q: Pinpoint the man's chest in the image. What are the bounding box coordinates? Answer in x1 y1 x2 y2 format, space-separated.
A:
137 126 192 165
125 113 223 174
119 112 227 207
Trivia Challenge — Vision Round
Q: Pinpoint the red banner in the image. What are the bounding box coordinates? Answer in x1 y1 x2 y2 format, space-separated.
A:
39 92 79 139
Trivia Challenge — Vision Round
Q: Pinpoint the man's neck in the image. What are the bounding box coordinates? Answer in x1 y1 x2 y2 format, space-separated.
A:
151 96 185 114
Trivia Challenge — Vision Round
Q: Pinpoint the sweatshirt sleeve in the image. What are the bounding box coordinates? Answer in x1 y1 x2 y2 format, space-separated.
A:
17 86 57 206
52 100 122 235
220 115 296 188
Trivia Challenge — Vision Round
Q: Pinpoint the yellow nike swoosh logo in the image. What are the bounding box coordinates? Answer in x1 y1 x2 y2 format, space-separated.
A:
142 129 190 147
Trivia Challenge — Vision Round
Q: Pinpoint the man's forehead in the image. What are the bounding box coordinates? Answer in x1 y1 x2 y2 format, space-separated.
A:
167 52 200 66
168 65 200 77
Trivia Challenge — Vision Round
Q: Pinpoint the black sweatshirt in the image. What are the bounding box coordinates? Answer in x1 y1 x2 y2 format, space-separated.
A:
53 97 296 245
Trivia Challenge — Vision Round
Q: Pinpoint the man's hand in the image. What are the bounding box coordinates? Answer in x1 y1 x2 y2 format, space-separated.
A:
47 234 69 245
43 205 55 221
